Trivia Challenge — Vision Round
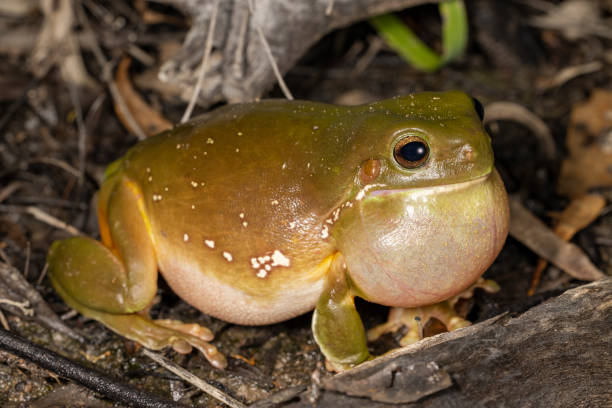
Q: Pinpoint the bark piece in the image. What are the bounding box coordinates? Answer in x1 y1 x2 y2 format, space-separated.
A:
255 278 612 407
154 0 439 107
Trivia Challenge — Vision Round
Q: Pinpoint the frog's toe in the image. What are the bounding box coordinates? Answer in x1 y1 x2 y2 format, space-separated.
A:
83 311 227 369
368 278 500 347
151 319 227 369
154 319 214 342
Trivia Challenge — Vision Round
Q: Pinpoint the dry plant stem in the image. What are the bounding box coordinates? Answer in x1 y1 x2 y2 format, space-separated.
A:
0 181 21 203
24 241 31 279
0 310 8 331
0 247 11 266
0 298 33 316
25 206 82 236
0 262 83 342
143 349 247 408
75 1 147 140
67 80 87 185
30 157 81 178
181 0 220 123
247 0 294 100
508 197 605 281
37 262 49 285
352 36 384 76
484 101 556 162
537 61 603 90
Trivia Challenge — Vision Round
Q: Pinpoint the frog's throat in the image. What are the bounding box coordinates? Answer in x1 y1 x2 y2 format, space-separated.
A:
368 172 492 198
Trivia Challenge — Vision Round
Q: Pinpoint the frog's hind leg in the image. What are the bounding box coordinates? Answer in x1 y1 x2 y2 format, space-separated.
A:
47 178 226 368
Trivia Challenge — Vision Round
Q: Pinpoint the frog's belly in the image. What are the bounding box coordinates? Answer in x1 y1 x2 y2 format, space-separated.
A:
157 257 326 325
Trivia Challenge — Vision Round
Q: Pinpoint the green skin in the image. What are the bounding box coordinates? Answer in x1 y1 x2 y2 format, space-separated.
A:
47 91 509 370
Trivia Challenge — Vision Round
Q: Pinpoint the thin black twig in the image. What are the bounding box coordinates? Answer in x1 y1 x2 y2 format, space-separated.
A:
0 328 186 408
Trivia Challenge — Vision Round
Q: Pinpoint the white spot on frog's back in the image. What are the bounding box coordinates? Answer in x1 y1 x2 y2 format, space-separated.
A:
223 251 233 262
206 138 214 144
271 250 290 267
152 194 163 202
183 233 189 242
250 249 291 278
205 239 215 249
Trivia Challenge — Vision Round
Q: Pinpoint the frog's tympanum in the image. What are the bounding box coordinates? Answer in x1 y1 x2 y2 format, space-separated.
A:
47 91 509 370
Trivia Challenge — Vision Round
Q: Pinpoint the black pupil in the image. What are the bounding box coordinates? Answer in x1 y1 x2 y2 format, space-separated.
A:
399 141 427 162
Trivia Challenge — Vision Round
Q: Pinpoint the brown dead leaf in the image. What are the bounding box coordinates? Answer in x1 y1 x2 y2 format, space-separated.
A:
113 56 172 137
557 89 612 197
528 194 606 295
508 197 605 282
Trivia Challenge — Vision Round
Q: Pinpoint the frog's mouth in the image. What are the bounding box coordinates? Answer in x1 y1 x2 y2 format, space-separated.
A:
368 172 492 198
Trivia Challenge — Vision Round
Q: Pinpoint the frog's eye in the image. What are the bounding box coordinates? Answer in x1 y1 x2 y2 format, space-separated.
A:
393 136 429 169
471 97 485 121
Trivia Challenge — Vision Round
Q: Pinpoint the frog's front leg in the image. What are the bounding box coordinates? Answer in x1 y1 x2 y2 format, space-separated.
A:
312 253 370 371
47 178 226 369
367 278 500 346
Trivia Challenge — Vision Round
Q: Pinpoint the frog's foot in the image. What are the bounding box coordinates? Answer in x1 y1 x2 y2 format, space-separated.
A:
324 354 375 373
87 311 228 369
367 278 499 346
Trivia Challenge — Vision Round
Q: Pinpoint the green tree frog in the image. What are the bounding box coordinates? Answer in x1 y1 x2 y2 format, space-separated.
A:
47 91 509 370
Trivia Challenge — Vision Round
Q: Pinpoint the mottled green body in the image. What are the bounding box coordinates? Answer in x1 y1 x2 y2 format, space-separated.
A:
47 91 509 369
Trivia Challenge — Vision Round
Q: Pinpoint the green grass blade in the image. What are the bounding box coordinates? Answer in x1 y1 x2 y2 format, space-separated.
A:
440 0 468 62
370 13 442 72
370 0 468 72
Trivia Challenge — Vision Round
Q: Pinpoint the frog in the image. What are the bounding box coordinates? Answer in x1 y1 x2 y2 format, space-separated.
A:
47 91 509 371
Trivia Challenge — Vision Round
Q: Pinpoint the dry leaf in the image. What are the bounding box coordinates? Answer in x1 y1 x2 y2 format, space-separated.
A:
28 0 97 89
114 56 173 137
557 89 612 197
528 194 606 294
508 197 605 282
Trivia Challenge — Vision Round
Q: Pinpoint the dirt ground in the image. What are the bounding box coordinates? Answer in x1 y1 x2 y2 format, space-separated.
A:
0 1 610 407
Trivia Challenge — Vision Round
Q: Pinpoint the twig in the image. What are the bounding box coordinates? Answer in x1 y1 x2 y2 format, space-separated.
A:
0 262 84 342
352 36 384 76
0 182 21 204
143 349 247 408
0 246 11 266
67 80 87 185
37 262 49 285
25 206 82 236
0 298 33 316
30 158 81 178
76 1 147 140
247 0 294 100
181 0 220 123
0 310 8 331
0 328 186 408
484 101 556 162
537 61 603 91
24 241 31 279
